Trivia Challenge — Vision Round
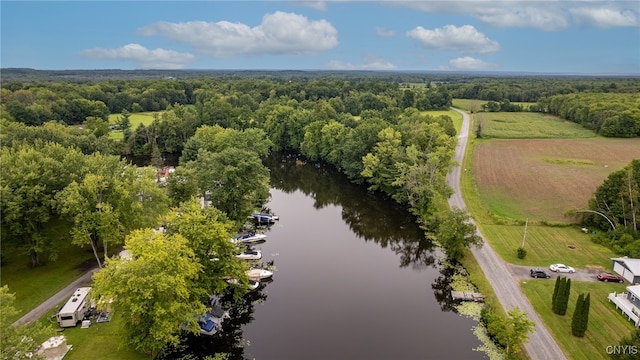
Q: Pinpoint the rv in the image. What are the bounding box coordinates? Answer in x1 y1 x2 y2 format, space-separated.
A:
56 287 91 327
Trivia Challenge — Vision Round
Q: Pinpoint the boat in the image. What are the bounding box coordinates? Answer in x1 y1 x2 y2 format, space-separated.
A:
198 313 222 336
250 211 279 223
225 278 261 291
233 232 267 244
246 268 273 280
236 249 262 260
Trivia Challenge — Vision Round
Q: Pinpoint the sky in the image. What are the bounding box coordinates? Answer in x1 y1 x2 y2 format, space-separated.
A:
1 1 639 74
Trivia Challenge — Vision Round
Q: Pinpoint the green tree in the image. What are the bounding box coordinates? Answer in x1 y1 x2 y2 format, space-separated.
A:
613 329 640 359
1 285 52 359
501 307 536 358
433 207 483 262
554 277 571 315
91 229 205 358
571 292 590 337
552 276 563 313
57 156 168 267
0 142 85 266
188 148 270 221
163 198 249 295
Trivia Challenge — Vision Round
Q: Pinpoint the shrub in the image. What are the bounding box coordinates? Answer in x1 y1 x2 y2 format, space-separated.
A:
516 247 527 259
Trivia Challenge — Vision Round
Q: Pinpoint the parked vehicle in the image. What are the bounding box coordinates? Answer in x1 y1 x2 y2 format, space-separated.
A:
530 268 551 278
56 287 91 327
549 264 575 273
597 272 625 283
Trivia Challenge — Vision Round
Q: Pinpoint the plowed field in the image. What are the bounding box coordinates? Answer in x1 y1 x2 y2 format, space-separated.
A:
472 137 640 222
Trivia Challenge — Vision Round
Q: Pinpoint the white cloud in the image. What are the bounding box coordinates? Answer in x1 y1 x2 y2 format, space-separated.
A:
407 25 500 54
376 27 396 37
385 0 640 31
327 56 397 70
138 11 338 57
79 43 195 69
447 56 496 70
299 1 328 11
570 6 638 28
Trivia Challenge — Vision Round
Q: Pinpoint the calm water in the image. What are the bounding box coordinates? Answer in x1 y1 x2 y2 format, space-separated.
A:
160 154 484 360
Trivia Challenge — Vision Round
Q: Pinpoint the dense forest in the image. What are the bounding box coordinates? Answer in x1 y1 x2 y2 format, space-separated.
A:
1 71 639 357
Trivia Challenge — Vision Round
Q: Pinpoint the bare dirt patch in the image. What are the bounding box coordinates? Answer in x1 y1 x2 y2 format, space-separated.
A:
473 137 640 222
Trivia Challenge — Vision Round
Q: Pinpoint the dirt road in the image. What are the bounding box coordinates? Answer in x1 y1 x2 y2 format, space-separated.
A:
448 108 567 360
12 268 98 327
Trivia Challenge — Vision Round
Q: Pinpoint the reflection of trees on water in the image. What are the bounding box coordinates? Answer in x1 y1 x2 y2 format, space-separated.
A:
265 153 432 261
431 263 463 313
156 285 269 360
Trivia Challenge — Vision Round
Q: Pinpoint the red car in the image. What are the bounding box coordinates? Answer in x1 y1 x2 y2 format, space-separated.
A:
597 272 625 283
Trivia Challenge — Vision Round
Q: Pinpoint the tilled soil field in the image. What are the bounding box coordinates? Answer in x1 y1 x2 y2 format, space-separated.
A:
472 137 640 222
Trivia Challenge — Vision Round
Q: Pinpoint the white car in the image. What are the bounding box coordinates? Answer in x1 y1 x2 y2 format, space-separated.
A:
549 264 575 273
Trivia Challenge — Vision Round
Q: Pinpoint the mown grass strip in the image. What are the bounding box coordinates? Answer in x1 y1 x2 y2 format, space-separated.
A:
520 280 633 360
481 224 617 269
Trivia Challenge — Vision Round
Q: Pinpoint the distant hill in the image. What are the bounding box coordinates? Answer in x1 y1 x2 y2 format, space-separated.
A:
2 68 635 83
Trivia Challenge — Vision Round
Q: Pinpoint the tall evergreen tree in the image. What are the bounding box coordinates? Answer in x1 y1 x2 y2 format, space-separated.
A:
552 276 562 311
571 293 586 336
557 278 572 315
572 292 591 337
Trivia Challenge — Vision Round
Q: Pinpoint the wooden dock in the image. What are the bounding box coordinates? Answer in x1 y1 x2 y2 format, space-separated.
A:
451 291 485 302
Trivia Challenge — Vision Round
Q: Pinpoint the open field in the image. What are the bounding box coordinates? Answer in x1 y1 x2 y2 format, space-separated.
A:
108 112 163 140
520 280 634 360
475 112 596 139
0 225 96 324
452 99 537 112
481 224 617 269
472 138 640 222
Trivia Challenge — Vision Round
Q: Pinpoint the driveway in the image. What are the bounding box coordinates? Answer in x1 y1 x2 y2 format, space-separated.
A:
509 263 608 282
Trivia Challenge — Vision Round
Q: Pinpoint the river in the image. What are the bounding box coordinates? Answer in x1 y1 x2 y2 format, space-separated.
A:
159 154 484 360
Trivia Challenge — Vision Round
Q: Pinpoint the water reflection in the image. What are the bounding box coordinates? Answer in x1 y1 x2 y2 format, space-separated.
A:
159 153 482 359
265 153 428 254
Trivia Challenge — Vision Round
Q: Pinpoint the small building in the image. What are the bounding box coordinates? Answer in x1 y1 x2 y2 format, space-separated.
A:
609 285 640 328
611 257 640 284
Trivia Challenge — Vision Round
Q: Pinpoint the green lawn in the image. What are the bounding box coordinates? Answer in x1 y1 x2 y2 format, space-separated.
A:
480 224 617 269
108 112 164 140
520 280 634 360
33 308 146 360
1 224 97 323
452 99 486 112
475 112 596 139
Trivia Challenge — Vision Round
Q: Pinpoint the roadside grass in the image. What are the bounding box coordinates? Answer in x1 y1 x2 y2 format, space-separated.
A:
520 280 633 360
0 223 96 324
422 109 463 134
481 224 617 269
475 112 596 139
33 308 145 360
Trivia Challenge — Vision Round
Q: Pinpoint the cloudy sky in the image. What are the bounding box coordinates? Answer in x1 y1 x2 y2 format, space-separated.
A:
1 1 639 74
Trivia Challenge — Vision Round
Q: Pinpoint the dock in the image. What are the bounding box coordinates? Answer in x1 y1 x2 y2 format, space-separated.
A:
451 290 485 302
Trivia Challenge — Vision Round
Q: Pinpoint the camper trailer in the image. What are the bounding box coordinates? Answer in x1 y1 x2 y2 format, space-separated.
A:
56 287 91 327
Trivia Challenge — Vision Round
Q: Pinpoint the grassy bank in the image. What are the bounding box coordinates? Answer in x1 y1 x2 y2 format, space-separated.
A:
520 280 633 360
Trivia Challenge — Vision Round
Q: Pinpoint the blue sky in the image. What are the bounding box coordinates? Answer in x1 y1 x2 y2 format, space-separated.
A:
2 1 639 74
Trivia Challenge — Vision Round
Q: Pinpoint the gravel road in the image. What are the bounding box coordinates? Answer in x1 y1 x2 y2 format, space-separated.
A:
448 108 568 360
